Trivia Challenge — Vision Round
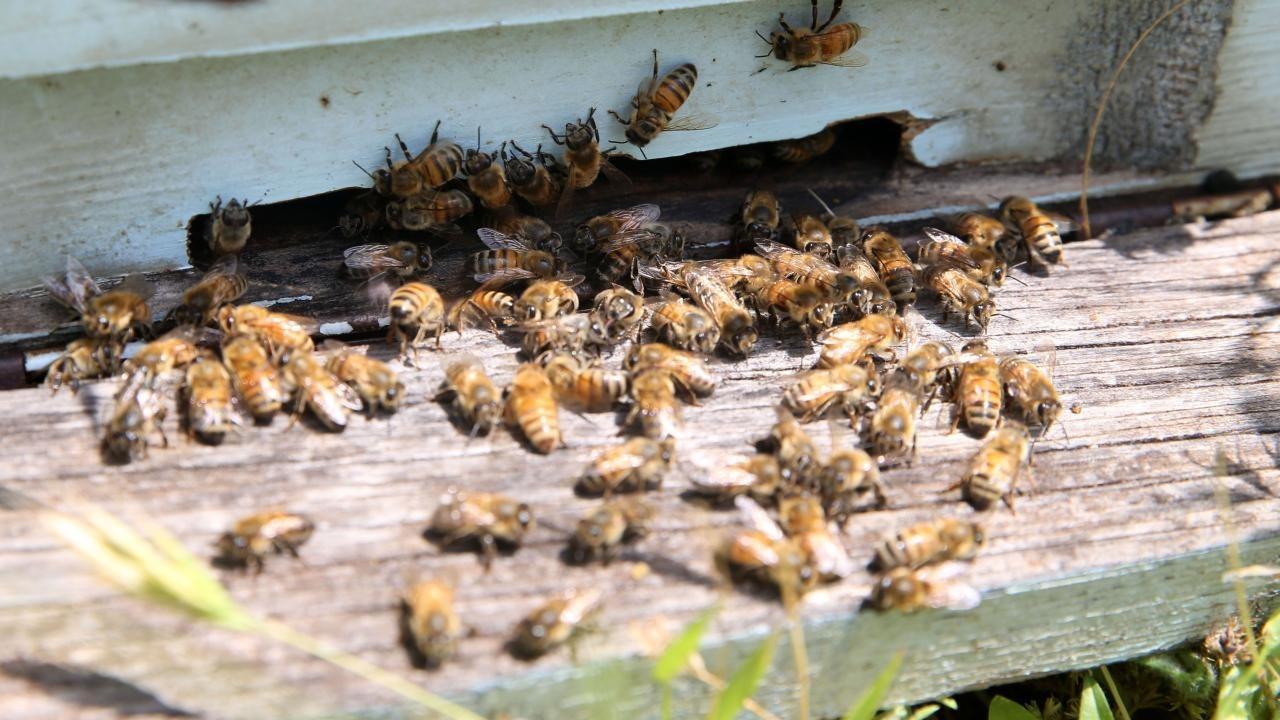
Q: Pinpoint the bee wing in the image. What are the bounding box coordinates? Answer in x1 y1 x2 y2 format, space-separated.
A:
684 453 755 490
262 310 321 335
559 587 605 624
817 50 870 69
598 156 633 189
611 203 661 230
925 579 981 611
556 273 587 288
474 267 540 288
809 532 855 579
204 253 243 278
43 255 102 313
734 496 785 542
113 273 157 301
921 227 965 246
1046 211 1077 236
664 115 720 133
554 177 580 224
599 228 662 253
344 244 405 272
476 227 533 251
334 378 365 411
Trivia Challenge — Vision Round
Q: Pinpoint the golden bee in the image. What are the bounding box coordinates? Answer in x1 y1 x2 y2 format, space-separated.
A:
758 0 868 71
600 224 686 291
577 437 675 496
950 211 1013 261
542 353 629 413
386 189 474 231
221 335 286 421
815 314 907 369
401 579 465 668
623 342 716 399
1000 354 1062 437
952 339 1002 437
919 227 1007 287
956 422 1033 511
687 453 784 506
608 49 712 151
517 313 611 360
739 190 782 247
648 290 721 355
922 263 995 331
998 195 1065 270
780 361 878 423
873 518 985 571
758 408 818 483
899 340 957 407
184 353 247 442
217 304 316 362
207 196 252 255
428 488 534 570
626 368 682 439
45 337 112 394
470 228 564 288
573 203 661 256
755 240 863 306
43 257 154 353
820 448 886 518
281 351 363 431
505 362 563 454
123 327 204 384
772 128 837 163
776 493 852 581
568 500 652 564
215 510 315 572
387 282 445 363
870 566 981 613
836 244 894 315
869 373 920 463
715 497 817 603
861 227 916 308
678 266 759 357
514 276 584 322
102 371 169 463
591 286 646 343
435 356 503 436
543 107 631 218
502 141 562 208
790 214 835 259
447 288 515 333
510 587 604 659
175 255 249 326
379 121 465 198
464 129 512 210
808 189 860 248
324 342 404 415
749 276 834 334
488 206 563 254
342 241 432 284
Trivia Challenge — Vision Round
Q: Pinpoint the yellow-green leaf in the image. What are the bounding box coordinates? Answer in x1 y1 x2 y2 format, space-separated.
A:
843 651 905 720
1079 676 1116 720
706 633 777 720
655 604 719 683
988 696 1038 720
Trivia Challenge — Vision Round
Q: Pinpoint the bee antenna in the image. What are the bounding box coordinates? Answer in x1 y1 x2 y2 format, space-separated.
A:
352 160 375 180
755 30 771 45
1005 274 1029 286
475 126 483 151
806 188 836 217
992 313 1019 322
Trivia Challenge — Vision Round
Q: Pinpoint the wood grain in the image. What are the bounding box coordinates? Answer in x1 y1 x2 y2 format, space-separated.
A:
1 212 1278 720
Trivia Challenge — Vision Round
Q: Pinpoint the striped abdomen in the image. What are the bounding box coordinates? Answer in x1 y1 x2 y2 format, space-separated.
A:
413 142 465 188
653 63 697 114
815 23 862 61
959 358 1001 436
389 282 443 326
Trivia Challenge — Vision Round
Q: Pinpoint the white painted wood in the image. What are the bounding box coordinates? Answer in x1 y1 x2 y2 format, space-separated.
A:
1195 0 1280 176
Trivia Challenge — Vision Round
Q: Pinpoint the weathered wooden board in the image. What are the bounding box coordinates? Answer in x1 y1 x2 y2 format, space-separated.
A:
1 212 1279 720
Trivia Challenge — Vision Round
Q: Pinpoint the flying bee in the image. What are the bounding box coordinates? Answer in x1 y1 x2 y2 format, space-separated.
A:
568 500 652 565
950 211 1014 261
573 203 661 256
464 129 512 210
123 327 204 385
510 587 604 659
207 196 252 255
608 49 714 151
387 282 445 363
518 313 610 360
899 340 957 407
952 340 1001 437
221 335 285 420
622 342 716 399
776 493 852 581
922 264 995 331
820 448 886 519
756 239 862 306
401 580 465 668
102 371 168 463
626 368 682 439
772 128 837 163
428 488 534 570
343 241 432 283
861 227 916 308
780 361 878 423
869 373 920 464
739 190 782 248
214 511 314 572
217 304 316 362
756 407 818 484
577 437 675 497
749 277 834 334
715 496 817 603
470 228 564 288
648 290 721 355
281 351 363 431
542 353 629 413
954 422 1033 511
505 362 563 454
514 276 585 322
435 356 503 436
998 195 1065 270
543 107 632 219
1000 353 1062 437
873 518 985 571
687 453 784 506
380 121 465 198
175 255 249 326
45 337 113 394
503 141 562 208
870 566 981 613
387 189 474 231
447 288 515 333
184 353 247 442
323 341 403 415
836 244 894 316
756 0 869 71
338 190 385 238
591 286 645 343
790 215 835 259
489 205 563 254
919 227 1007 287
815 314 907 369
808 189 860 248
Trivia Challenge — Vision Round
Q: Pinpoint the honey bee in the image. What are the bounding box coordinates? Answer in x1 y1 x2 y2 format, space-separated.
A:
739 190 782 248
448 289 515 333
820 448 886 518
869 374 920 463
608 49 713 151
919 227 1007 287
626 368 682 439
757 0 869 71
648 290 721 355
777 493 853 580
517 313 611 360
470 228 564 288
386 189 474 231
677 266 759 357
955 422 1033 511
749 277 834 334
950 211 1012 261
870 566 981 613
45 337 112 394
861 227 916 308
808 189 860 248
815 314 907 369
756 239 862 306
543 108 631 219
221 335 286 420
175 255 249 326
952 340 1001 437
568 500 652 564
217 304 317 362
899 340 957 406
215 510 314 572
183 353 246 442
1000 354 1062 437
780 361 878 423
757 408 818 483
207 196 252 255
281 351 362 431
387 282 445 363
343 241 432 284
102 371 168 463
380 121 465 198
505 363 562 454
591 286 646 343
464 129 512 210
514 276 584 322
599 224 686 290
43 258 154 354
577 437 675 496
401 579 465 668
503 141 562 208
872 518 985 571
836 244 894 315
573 204 661 256
542 353 629 413
998 196 1065 270
772 128 837 163
687 453 785 507
123 327 204 384
715 496 817 602
510 588 604 659
790 215 835 259
338 190 385 238
323 342 403 415
435 356 503 436
622 343 716 399
489 205 564 254
922 264 995 331
428 488 534 570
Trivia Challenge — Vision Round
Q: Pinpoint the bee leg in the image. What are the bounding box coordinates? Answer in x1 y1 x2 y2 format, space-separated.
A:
607 108 629 126
777 12 794 34
816 0 843 31
428 119 441 146
810 0 819 30
479 534 497 572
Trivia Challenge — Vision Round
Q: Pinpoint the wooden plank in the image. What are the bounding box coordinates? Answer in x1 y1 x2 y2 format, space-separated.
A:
1 211 1278 719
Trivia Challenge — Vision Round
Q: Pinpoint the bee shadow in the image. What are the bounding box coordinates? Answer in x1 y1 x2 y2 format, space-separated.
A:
0 660 197 717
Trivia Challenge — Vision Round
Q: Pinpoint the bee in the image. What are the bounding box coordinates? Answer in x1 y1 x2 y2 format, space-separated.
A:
815 314 906 369
950 212 1013 261
45 337 112 394
346 243 433 283
221 335 286 420
464 129 512 210
687 453 784 506
739 190 782 247
281 351 362 431
505 363 562 454
435 356 503 436
952 340 1001 437
622 342 716 399
776 494 852 581
1000 354 1062 437
510 588 604 659
573 204 661 256
870 566 981 613
217 304 316 362
861 227 916 308
679 266 759 357
386 189 474 231
820 448 886 518
542 353 629 413
123 327 204 384
207 196 252 255
599 224 686 290
401 580 465 668
184 353 247 442
102 371 168 463
869 373 920 463
749 277 834 334
43 258 154 353
899 340 957 407
577 437 675 496
808 189 860 248
780 361 878 423
872 518 985 571
772 128 837 163
998 195 1065 269
489 205 563 254
568 500 652 564
324 342 403 415
380 121 465 198
757 408 817 483
956 422 1033 511
591 286 645 343
338 190 385 238
518 313 610 360
387 282 445 362
470 228 563 288
648 290 721 355
922 264 995 331
175 255 249 325
626 368 682 439
503 141 562 208
447 288 515 333
608 49 713 150
919 227 1007 287
215 510 314 572
428 488 534 570
757 0 869 71
756 239 862 305
715 497 817 603
543 107 631 219
790 215 835 259
514 276 584 322
836 244 894 315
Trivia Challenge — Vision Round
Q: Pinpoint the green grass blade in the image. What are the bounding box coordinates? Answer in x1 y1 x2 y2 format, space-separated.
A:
841 651 905 720
706 632 777 720
1079 676 1116 720
988 696 1038 720
655 604 719 684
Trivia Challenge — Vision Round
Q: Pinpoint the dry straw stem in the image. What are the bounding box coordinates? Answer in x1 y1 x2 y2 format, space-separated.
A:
687 652 783 720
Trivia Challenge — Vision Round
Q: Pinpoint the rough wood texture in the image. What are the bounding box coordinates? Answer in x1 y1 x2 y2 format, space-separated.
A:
2 212 1279 720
